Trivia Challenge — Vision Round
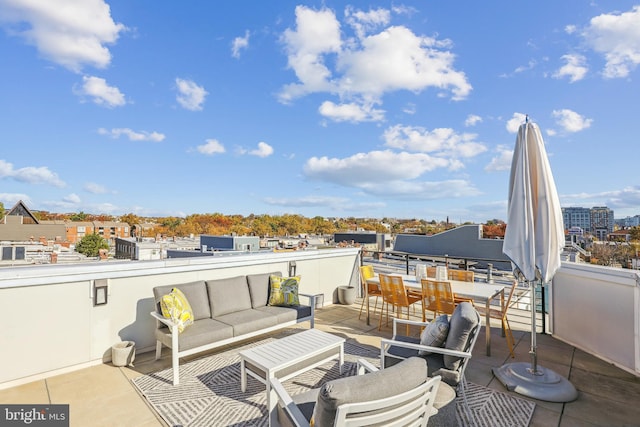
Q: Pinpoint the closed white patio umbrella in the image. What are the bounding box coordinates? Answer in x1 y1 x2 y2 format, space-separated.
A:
493 119 578 402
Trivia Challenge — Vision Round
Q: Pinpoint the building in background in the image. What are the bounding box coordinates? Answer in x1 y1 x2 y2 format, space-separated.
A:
333 232 392 252
590 206 615 241
562 206 615 240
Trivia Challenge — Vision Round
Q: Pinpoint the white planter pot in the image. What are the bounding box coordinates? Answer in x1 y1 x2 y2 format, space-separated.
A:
337 286 357 305
112 341 136 367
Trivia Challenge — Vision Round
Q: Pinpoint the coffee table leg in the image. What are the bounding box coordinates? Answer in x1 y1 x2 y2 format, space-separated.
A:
339 344 344 374
268 372 276 427
240 359 246 392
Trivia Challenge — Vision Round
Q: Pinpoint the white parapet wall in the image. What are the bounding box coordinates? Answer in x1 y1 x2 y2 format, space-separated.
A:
0 248 361 389
551 262 640 376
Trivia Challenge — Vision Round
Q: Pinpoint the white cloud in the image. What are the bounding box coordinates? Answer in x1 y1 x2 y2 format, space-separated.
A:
175 78 208 111
0 159 65 187
553 54 588 82
506 113 527 133
279 6 342 103
84 182 108 194
318 100 385 122
582 6 640 78
359 179 480 199
383 125 487 159
303 150 480 200
0 193 31 205
337 25 471 100
403 103 416 115
0 0 126 72
305 150 450 186
98 127 165 142
249 142 274 158
264 195 386 212
464 114 482 127
345 6 390 39
278 6 471 119
552 109 593 132
63 193 81 204
562 186 640 212
197 139 225 155
231 30 250 58
75 75 125 107
511 60 536 75
485 145 513 172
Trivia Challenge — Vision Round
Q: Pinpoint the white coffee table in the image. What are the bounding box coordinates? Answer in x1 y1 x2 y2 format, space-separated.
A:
239 328 345 426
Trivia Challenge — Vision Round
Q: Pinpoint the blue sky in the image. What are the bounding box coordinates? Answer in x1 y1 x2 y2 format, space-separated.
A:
1 1 639 222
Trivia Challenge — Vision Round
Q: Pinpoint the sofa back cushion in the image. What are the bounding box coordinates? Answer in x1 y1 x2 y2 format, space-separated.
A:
206 276 252 317
153 280 210 321
443 302 479 370
247 271 282 308
312 357 428 427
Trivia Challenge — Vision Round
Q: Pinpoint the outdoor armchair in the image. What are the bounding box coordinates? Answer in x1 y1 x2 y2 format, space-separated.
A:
269 357 441 427
380 302 480 411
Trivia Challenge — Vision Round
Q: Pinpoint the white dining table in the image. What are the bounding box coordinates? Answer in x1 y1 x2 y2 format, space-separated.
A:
365 274 505 356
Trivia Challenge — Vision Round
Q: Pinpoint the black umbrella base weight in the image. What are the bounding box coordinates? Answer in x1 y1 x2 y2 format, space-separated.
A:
493 362 578 402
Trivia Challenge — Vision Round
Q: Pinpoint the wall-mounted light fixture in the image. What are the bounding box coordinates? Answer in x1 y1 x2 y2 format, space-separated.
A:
94 279 109 306
288 261 297 277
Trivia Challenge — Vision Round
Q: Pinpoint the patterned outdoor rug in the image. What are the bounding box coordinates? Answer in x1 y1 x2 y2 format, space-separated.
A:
132 332 535 427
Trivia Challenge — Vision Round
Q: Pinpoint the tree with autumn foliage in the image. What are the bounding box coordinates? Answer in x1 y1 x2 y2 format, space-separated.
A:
483 220 506 239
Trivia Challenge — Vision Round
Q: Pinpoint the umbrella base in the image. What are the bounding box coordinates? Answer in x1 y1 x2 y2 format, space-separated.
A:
493 362 578 402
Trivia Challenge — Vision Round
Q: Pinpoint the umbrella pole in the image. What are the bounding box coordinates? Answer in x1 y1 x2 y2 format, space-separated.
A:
528 280 540 375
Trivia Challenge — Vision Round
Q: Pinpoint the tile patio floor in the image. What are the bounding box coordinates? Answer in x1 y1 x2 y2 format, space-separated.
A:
1 301 639 426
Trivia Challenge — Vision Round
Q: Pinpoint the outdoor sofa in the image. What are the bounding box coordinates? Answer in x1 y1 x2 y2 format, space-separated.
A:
151 271 315 385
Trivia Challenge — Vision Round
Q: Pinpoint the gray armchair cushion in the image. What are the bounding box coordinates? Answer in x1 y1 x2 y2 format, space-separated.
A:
419 314 449 355
443 302 479 370
312 357 428 427
383 337 461 386
153 280 210 321
206 276 252 317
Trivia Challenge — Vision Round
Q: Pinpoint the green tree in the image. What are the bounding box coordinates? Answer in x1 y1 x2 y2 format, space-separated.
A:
76 233 109 257
69 211 89 221
0 201 5 218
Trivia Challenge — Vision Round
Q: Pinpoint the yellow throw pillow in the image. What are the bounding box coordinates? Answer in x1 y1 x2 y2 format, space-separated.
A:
268 275 301 306
160 288 194 333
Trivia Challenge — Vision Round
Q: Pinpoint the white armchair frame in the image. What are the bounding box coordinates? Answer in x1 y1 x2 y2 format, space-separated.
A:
269 358 441 427
380 316 480 414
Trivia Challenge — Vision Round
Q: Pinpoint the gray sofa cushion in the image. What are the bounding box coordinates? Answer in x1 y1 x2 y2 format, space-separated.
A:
247 271 281 308
215 309 279 336
153 280 211 321
443 302 479 370
206 276 252 317
155 318 233 351
312 357 428 427
255 305 311 323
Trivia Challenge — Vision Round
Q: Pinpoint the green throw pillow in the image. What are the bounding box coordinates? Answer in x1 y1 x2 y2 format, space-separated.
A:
160 288 194 333
268 275 301 306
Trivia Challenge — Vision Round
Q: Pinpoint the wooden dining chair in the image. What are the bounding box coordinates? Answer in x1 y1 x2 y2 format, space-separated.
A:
420 278 439 321
482 280 518 358
358 265 381 320
426 266 437 278
425 279 474 316
448 269 474 282
378 274 421 334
